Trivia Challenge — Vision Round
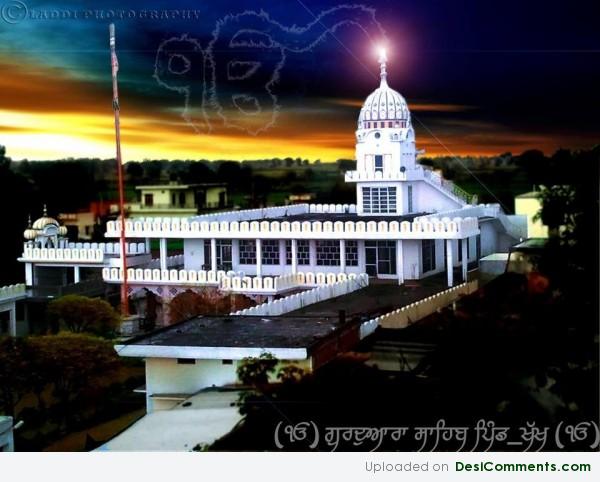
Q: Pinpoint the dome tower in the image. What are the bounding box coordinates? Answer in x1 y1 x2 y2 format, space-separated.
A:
346 49 419 216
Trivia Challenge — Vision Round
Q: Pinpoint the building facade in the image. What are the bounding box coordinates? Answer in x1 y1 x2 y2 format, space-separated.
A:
103 52 526 313
129 182 228 218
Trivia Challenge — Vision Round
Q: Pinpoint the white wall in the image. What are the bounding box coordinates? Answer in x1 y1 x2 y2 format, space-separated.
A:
144 357 313 412
183 239 204 270
145 358 238 412
480 220 498 257
402 240 420 280
414 180 463 214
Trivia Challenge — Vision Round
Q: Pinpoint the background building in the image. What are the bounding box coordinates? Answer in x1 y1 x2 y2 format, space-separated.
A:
515 190 548 238
129 182 228 218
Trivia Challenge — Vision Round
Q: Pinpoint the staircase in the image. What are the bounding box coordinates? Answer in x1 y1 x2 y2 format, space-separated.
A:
422 169 474 205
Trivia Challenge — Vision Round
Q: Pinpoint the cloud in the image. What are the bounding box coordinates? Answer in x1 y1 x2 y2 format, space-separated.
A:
0 59 596 161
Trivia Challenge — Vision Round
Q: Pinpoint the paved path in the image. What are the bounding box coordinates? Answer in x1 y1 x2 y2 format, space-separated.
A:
97 389 242 451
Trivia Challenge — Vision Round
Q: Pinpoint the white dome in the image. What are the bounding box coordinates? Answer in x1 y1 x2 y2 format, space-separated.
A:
32 216 59 230
24 228 38 240
357 51 410 129
358 84 410 125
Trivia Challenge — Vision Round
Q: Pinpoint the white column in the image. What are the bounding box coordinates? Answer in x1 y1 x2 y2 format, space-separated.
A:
291 239 298 274
159 238 168 271
256 239 262 277
210 238 217 272
25 263 33 287
446 239 454 287
309 240 317 267
74 266 80 284
231 239 240 273
279 239 286 271
461 238 468 281
396 239 404 285
145 238 151 253
9 303 17 337
339 239 346 273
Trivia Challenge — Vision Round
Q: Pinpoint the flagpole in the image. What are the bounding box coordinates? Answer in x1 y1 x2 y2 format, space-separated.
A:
109 23 129 316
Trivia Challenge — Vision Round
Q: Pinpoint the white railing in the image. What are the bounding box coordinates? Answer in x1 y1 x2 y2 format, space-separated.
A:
188 204 310 223
416 205 489 222
345 170 408 182
143 254 184 270
102 266 226 285
219 271 351 294
423 169 473 205
360 280 479 338
105 216 480 240
231 273 369 316
307 203 357 214
22 246 105 263
61 241 148 255
418 204 524 241
0 284 26 302
112 203 358 228
22 241 149 263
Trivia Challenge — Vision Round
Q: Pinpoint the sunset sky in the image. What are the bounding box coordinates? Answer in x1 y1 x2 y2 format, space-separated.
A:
0 0 599 161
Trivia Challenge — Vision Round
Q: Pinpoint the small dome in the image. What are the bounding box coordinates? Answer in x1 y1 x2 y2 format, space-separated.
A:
32 216 59 230
32 205 59 230
24 228 38 240
58 226 68 236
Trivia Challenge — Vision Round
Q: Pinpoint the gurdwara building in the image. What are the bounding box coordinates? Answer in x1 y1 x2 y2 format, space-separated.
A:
100 53 526 319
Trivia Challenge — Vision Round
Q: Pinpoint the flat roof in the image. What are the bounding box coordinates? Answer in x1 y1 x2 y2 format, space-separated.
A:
511 238 548 252
515 191 541 199
135 183 226 190
117 277 453 360
121 314 343 350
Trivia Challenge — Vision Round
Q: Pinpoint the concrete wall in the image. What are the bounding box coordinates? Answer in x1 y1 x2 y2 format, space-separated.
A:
515 195 547 238
144 357 312 412
479 220 498 257
145 358 239 411
402 240 420 279
414 180 463 214
183 239 205 270
205 187 227 207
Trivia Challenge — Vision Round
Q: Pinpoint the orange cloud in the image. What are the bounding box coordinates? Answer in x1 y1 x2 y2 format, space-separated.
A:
0 60 596 161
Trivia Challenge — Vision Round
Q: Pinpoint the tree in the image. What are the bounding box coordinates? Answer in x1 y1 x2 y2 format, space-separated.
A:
28 333 120 430
47 295 120 337
237 353 278 387
126 161 143 183
0 337 32 416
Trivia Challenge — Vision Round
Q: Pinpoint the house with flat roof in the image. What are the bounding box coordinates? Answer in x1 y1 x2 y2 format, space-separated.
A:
129 182 228 218
515 190 548 238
